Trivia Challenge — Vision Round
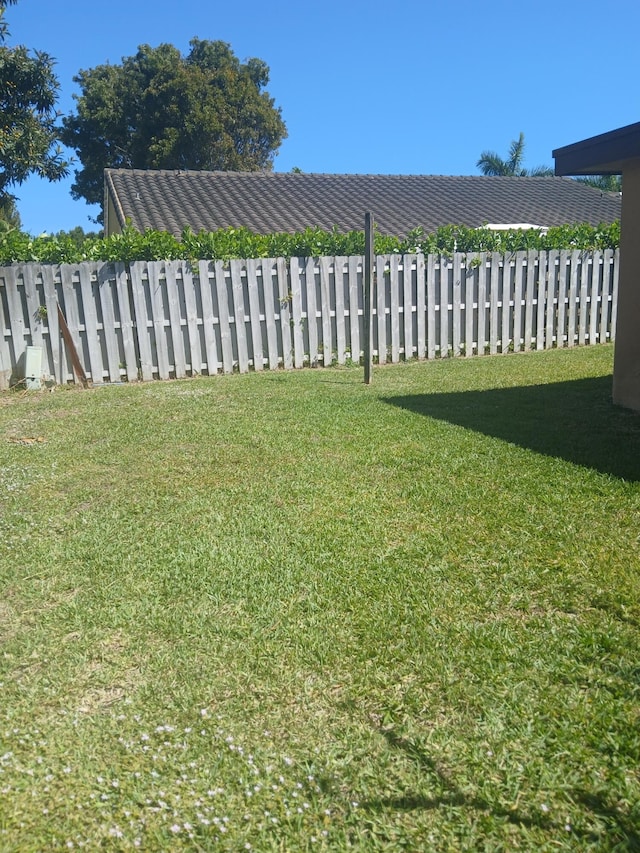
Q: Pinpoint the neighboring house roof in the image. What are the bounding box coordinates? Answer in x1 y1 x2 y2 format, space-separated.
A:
104 168 622 238
553 121 640 175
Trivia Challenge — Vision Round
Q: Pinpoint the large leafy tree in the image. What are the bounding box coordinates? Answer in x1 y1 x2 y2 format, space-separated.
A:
0 0 69 209
62 39 288 207
477 132 553 177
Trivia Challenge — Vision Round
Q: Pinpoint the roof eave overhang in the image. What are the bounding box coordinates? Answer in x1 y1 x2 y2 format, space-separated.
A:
553 122 640 176
103 168 129 232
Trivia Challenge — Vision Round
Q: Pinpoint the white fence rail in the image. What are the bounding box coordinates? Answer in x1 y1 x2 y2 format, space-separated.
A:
0 250 619 389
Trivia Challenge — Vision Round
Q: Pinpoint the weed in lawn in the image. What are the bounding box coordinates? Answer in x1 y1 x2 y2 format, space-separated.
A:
0 705 354 849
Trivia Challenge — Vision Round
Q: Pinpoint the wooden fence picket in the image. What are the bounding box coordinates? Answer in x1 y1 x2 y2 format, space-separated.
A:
501 256 513 353
198 261 220 374
536 252 547 351
452 253 462 357
439 256 449 357
426 253 436 359
289 258 304 369
347 256 361 362
415 253 426 360
389 255 400 362
375 255 387 364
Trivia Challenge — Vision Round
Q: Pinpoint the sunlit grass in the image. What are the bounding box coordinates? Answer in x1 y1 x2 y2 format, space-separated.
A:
1 344 639 850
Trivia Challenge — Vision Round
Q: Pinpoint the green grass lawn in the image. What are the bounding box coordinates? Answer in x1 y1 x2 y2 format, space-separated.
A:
1 344 639 851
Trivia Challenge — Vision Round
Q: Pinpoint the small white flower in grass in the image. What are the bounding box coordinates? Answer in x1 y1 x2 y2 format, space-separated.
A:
283 757 293 766
200 709 208 718
63 767 71 774
565 822 572 832
170 824 181 834
541 803 549 813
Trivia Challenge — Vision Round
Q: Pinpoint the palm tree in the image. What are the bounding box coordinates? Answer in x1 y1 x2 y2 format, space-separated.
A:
476 132 553 177
576 174 622 193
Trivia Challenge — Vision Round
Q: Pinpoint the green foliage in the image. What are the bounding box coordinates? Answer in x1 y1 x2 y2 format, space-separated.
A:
0 194 20 231
61 39 288 208
477 132 554 177
406 221 621 254
0 1 68 205
0 0 17 44
0 220 621 265
577 174 622 193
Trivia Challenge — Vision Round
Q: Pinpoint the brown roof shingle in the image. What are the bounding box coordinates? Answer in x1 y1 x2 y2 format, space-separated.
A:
104 169 622 238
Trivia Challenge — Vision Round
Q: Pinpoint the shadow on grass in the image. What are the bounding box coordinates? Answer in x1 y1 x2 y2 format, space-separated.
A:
382 375 640 482
359 727 638 846
360 728 555 832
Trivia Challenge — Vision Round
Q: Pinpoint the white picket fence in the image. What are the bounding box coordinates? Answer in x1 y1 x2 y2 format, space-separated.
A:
0 249 619 389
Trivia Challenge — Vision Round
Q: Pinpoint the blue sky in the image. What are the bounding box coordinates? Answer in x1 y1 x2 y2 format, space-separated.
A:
6 0 640 234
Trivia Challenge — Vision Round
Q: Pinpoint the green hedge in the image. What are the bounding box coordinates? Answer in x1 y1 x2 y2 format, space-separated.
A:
0 221 620 265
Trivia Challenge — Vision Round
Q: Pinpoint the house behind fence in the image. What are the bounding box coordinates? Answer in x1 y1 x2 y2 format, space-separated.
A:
0 249 619 389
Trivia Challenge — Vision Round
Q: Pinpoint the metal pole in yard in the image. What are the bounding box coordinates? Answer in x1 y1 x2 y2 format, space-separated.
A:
364 211 374 385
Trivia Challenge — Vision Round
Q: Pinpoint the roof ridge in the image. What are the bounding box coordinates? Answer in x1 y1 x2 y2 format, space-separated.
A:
106 168 572 181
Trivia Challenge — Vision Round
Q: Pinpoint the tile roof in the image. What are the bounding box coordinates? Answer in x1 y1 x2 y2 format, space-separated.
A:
104 169 622 238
